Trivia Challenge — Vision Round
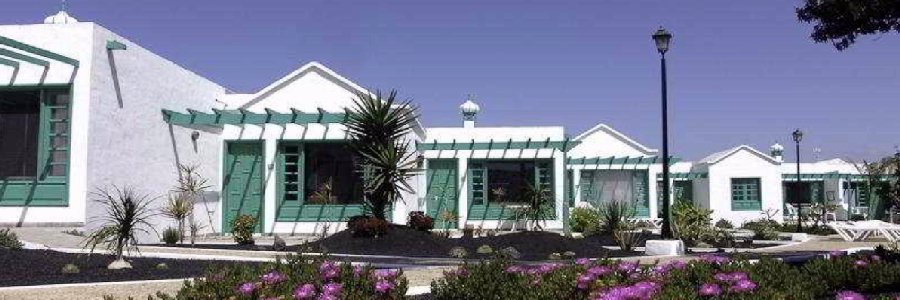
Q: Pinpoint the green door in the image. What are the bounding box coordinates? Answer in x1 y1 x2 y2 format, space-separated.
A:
223 142 264 233
426 159 458 229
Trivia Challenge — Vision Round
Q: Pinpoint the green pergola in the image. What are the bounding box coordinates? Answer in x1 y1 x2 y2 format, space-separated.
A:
0 35 79 67
782 173 895 181
161 108 350 126
416 138 580 152
656 172 708 180
567 156 681 166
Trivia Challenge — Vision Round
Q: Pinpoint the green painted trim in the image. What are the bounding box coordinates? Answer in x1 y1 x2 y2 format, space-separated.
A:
568 156 681 165
222 140 266 233
731 178 762 211
274 140 367 222
0 36 79 66
466 159 557 220
162 109 349 125
656 172 708 180
418 138 579 151
0 48 50 67
0 57 19 68
0 86 72 206
106 40 127 51
781 173 894 181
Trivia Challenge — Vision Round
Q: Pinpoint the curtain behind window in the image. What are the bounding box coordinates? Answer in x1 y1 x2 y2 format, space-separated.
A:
0 91 41 179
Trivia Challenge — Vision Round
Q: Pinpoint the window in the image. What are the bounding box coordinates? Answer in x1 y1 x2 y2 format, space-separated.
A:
0 88 69 180
279 143 363 205
580 170 649 217
469 160 553 206
731 178 761 211
0 91 40 179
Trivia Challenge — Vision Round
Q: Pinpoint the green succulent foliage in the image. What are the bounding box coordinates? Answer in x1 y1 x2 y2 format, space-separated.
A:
0 228 23 250
597 200 636 234
741 219 781 240
162 227 180 245
671 200 713 246
344 90 419 221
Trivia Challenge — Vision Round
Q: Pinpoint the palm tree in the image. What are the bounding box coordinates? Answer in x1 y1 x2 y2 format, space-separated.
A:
344 90 419 221
84 186 157 269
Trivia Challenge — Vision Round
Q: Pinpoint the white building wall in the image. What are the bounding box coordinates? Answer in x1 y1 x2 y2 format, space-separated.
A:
706 150 783 225
0 23 93 225
83 24 227 240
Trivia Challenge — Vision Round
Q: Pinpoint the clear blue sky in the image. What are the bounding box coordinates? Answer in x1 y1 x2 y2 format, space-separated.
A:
6 1 899 161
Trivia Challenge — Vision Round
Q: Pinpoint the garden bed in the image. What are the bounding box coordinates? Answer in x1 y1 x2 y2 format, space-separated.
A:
148 226 647 261
0 249 259 287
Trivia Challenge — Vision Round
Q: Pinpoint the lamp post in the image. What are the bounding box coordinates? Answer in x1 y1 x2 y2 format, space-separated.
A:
652 27 674 239
793 129 803 232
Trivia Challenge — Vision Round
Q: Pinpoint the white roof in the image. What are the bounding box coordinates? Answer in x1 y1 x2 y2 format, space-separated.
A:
44 10 78 24
699 145 780 165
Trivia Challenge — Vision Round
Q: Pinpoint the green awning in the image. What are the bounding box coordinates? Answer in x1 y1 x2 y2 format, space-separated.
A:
416 138 580 151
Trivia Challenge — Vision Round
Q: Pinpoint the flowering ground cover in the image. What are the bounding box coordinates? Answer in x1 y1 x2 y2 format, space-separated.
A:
153 255 408 300
430 251 900 300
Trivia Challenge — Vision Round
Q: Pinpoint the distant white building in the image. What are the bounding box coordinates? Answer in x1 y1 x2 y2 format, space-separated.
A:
0 12 884 240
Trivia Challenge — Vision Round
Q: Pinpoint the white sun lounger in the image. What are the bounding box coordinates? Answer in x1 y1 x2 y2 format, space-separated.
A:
828 221 900 242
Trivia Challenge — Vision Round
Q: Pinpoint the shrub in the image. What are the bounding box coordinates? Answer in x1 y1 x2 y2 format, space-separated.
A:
232 214 257 245
155 263 169 270
161 193 191 244
742 219 781 240
85 186 157 267
598 200 636 234
347 215 389 238
156 255 408 299
0 228 23 250
61 263 80 274
613 227 646 252
431 252 900 300
569 206 601 235
407 211 434 232
449 247 468 258
162 227 180 245
672 200 713 246
476 245 493 254
714 219 734 229
498 247 522 260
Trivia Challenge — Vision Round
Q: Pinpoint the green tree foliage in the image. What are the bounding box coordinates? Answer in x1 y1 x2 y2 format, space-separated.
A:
796 0 900 50
344 90 419 221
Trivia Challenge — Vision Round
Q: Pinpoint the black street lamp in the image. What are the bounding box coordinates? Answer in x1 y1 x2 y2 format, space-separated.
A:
652 27 674 239
793 129 804 232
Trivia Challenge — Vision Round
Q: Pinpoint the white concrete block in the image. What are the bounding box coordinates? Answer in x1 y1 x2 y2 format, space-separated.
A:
644 239 685 256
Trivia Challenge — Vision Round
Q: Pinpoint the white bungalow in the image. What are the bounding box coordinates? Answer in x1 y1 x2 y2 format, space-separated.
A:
0 12 888 241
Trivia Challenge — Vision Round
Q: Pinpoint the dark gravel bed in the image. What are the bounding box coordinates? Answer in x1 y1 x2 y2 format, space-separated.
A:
0 249 257 287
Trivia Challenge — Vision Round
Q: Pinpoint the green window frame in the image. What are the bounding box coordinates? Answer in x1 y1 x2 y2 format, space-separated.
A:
731 178 761 211
467 159 556 220
579 170 649 217
0 86 71 206
275 141 367 222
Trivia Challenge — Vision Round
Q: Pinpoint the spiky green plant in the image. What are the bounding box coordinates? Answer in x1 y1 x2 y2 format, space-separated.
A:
344 90 419 221
173 164 211 244
517 183 554 231
598 200 637 234
84 186 157 263
161 193 191 244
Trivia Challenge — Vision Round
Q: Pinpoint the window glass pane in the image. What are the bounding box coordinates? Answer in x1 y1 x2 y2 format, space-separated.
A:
49 164 66 176
0 90 41 179
304 143 363 204
486 161 535 204
52 109 68 120
51 122 68 133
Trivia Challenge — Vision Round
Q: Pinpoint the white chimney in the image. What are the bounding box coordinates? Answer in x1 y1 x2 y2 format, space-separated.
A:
460 96 480 129
770 142 784 163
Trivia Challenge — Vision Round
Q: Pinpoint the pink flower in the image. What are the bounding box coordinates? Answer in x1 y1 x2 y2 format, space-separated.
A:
375 280 394 294
699 283 722 296
714 272 748 282
576 258 591 265
699 254 730 264
830 250 845 258
293 283 316 299
617 261 639 273
835 290 866 300
576 274 595 289
353 265 364 277
587 265 612 277
236 282 255 296
319 261 340 280
374 269 399 279
505 265 524 273
730 279 757 293
855 260 869 268
322 283 342 296
870 255 881 262
316 294 337 300
260 271 286 285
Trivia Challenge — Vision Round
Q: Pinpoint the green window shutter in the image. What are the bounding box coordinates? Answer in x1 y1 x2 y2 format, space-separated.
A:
40 90 70 179
810 181 824 203
280 143 303 203
566 170 574 206
580 171 594 204
731 178 762 211
536 161 553 193
632 171 649 217
469 161 486 206
857 182 870 207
